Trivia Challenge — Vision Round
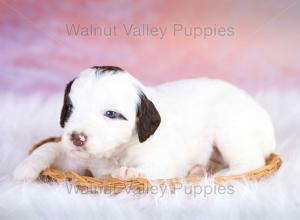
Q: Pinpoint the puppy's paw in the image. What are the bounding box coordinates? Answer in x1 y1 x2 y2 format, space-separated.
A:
187 165 206 177
13 160 42 181
111 167 144 180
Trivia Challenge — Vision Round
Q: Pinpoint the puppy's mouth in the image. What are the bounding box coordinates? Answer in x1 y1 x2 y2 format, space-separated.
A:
73 146 87 152
65 138 124 159
69 145 111 159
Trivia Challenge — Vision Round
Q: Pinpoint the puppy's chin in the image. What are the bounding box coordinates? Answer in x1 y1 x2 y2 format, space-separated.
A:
70 149 92 160
85 148 116 159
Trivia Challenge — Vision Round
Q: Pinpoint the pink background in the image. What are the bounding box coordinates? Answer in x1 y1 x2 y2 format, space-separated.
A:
0 0 299 94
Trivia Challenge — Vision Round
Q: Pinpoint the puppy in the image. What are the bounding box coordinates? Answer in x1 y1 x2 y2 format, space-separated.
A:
14 66 276 180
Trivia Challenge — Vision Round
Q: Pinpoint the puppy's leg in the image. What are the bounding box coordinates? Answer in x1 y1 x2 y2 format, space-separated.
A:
215 136 266 176
13 143 60 181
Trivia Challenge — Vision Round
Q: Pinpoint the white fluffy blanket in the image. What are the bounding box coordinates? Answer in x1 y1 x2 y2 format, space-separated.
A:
0 90 299 220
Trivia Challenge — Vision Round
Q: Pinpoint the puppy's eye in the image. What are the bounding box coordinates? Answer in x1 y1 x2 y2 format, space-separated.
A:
104 111 127 120
68 104 73 111
104 111 118 119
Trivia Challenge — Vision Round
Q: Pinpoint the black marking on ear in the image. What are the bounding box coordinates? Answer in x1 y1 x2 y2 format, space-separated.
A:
91 66 123 75
60 79 75 128
136 92 161 143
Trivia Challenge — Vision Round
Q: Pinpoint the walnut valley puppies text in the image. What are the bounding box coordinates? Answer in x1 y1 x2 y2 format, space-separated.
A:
65 24 235 39
65 181 235 197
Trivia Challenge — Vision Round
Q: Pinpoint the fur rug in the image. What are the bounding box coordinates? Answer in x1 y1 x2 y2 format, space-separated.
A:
0 90 299 220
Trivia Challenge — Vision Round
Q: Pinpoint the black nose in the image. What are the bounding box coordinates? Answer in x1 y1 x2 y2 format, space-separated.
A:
71 132 87 147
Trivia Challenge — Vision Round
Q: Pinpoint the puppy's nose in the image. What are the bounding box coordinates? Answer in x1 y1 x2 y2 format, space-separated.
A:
71 132 87 147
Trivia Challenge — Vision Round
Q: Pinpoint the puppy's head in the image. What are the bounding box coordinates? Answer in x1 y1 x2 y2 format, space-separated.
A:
60 66 161 159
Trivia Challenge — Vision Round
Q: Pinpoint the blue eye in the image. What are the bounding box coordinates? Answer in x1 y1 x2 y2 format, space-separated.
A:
104 111 118 119
104 110 128 120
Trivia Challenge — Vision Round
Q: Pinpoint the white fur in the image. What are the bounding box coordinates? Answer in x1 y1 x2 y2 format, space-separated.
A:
0 90 298 219
13 68 276 180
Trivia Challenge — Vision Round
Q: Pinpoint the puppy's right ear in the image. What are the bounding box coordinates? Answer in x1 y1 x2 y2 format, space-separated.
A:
60 79 75 128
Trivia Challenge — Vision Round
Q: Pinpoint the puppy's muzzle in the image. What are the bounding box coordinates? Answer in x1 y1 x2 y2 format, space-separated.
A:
71 132 87 147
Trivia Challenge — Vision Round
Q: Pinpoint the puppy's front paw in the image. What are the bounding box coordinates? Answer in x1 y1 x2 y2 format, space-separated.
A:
111 167 144 180
13 160 42 181
187 165 206 177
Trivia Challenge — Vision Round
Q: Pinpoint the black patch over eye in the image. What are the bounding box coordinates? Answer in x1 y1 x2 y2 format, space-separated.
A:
104 111 127 120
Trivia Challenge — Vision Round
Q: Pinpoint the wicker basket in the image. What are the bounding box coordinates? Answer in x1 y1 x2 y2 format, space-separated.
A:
31 137 282 192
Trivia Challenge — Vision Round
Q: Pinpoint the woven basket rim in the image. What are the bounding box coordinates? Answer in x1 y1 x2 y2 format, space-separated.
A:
31 136 282 189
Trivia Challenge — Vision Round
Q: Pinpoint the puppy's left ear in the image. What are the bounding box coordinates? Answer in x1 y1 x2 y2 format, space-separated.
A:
60 79 75 128
137 93 161 142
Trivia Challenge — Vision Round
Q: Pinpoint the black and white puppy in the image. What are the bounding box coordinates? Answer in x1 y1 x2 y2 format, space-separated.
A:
14 66 276 180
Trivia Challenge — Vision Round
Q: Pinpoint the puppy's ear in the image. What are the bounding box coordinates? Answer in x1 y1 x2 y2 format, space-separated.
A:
60 79 75 128
137 93 161 142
